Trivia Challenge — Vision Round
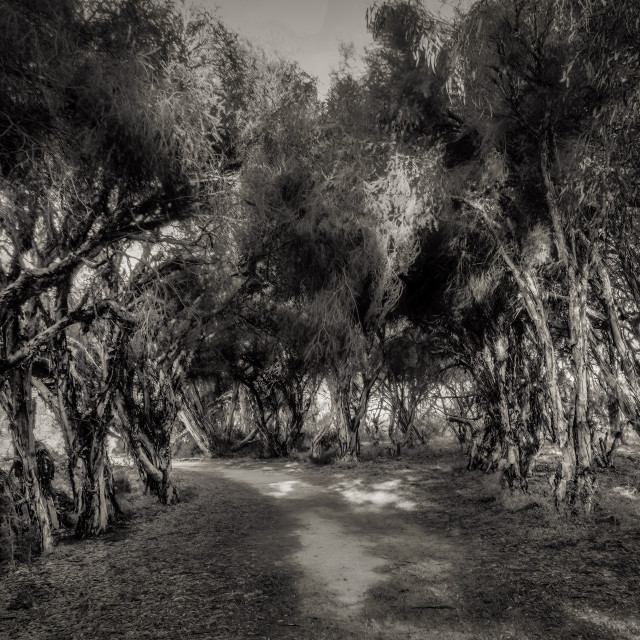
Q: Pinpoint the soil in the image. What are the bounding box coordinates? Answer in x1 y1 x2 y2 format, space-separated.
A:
2 444 640 639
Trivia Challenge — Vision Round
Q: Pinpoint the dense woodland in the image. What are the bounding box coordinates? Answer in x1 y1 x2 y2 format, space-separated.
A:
1 0 640 562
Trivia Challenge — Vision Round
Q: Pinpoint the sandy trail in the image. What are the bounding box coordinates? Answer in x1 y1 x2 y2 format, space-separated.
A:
204 460 402 617
188 458 462 638
3 451 640 640
178 455 640 640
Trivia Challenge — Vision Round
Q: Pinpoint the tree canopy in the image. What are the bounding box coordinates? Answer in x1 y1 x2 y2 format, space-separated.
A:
3 0 640 561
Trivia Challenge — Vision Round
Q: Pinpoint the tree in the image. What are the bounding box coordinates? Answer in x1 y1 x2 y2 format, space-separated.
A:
382 324 439 455
367 0 640 510
235 44 441 459
112 245 220 503
0 0 234 549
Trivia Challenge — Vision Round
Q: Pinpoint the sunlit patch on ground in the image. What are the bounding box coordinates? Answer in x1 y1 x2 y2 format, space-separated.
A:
294 512 387 614
329 478 418 511
371 479 402 491
567 606 640 640
265 479 311 498
428 463 455 472
612 486 638 500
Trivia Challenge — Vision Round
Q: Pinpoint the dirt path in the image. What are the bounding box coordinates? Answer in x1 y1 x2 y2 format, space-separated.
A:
2 447 640 639
199 451 640 640
204 458 451 638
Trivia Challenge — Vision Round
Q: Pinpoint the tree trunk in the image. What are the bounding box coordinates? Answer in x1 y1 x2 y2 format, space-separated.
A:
137 434 179 505
284 412 305 454
514 367 544 485
411 424 426 445
310 420 330 459
335 369 380 461
565 273 596 511
387 395 399 455
594 251 640 438
1 367 53 554
114 392 179 505
177 408 209 454
238 387 250 435
595 425 623 469
470 200 567 448
224 384 239 444
494 335 525 490
76 434 119 537
132 432 178 504
156 444 178 505
598 391 624 468
0 467 22 564
540 138 595 511
241 383 285 458
339 414 360 461
73 375 120 537
310 385 335 460
32 377 86 519
337 385 360 461
390 413 413 457
231 427 259 452
51 277 86 516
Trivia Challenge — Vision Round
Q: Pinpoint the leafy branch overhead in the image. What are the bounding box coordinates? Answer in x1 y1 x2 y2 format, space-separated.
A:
3 0 640 564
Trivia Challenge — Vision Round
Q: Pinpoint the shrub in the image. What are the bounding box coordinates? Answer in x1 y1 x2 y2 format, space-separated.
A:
0 468 32 565
113 470 133 494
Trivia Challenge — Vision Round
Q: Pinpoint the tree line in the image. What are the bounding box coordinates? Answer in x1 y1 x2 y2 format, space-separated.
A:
1 0 640 559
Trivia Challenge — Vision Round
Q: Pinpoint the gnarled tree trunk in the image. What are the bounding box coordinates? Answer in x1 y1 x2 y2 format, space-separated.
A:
224 383 239 444
114 391 179 505
1 366 53 554
335 368 381 461
75 432 120 537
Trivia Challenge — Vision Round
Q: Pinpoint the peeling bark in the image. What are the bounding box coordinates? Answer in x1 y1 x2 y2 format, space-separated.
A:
178 409 209 454
335 368 381 460
1 366 53 554
114 391 179 505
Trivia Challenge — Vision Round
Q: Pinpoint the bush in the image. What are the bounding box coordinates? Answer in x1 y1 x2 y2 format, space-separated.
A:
0 468 32 565
113 470 133 494
319 429 340 450
310 448 337 465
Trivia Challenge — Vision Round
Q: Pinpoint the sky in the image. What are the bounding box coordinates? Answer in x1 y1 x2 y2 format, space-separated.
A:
205 0 452 97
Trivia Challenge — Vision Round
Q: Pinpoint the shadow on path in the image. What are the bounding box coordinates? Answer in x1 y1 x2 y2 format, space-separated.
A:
0 466 301 639
3 449 640 640
196 452 640 640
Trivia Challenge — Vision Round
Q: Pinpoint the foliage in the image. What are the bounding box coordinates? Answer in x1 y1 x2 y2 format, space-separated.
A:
4 0 640 563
